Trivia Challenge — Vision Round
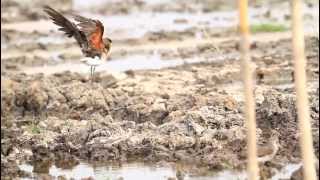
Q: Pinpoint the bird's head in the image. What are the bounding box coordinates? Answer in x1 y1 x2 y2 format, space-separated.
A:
101 38 112 60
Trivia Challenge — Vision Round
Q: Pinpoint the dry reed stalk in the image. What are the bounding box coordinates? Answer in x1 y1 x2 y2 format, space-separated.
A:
238 0 259 179
292 0 317 179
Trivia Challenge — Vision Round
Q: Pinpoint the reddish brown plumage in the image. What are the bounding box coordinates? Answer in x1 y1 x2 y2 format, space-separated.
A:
89 22 104 51
43 6 112 59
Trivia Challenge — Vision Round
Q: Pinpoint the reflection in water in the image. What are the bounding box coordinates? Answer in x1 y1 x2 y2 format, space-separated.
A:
19 162 302 180
19 162 242 180
18 162 177 180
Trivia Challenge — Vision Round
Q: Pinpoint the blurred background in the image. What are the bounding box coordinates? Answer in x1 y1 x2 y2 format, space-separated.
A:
1 0 318 75
1 0 319 179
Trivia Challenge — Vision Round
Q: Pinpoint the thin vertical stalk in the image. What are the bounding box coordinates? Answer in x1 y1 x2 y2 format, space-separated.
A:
238 0 259 179
292 0 317 179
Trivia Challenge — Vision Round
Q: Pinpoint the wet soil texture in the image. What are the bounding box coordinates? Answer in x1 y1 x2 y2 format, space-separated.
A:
1 0 319 179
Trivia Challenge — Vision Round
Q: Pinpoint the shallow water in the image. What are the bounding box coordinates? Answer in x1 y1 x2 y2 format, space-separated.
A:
18 161 302 180
4 3 318 39
73 0 173 10
18 162 245 180
22 52 239 75
2 11 238 40
2 2 318 46
271 163 303 180
72 0 319 40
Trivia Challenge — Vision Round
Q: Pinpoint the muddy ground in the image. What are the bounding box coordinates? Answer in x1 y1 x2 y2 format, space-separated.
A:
1 0 319 179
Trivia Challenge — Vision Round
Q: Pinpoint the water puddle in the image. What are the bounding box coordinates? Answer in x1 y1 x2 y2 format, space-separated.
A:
82 11 237 39
2 2 317 45
2 20 57 34
7 36 69 48
18 161 245 180
2 11 237 40
73 0 173 10
18 161 301 180
22 52 240 75
19 162 177 180
72 0 318 35
271 163 302 180
5 5 318 40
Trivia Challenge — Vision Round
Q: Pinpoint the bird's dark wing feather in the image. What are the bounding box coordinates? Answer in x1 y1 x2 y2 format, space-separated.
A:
44 6 109 58
72 14 105 51
43 6 88 50
73 15 96 35
73 14 104 36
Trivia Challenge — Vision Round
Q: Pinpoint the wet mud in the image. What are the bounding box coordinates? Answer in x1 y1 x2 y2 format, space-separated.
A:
1 0 319 179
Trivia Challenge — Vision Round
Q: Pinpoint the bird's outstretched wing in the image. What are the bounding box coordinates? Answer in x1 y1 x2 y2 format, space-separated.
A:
73 14 105 51
44 6 110 58
43 6 88 50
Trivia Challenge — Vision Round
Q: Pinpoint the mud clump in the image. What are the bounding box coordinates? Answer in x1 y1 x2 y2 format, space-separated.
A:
1 66 319 179
1 0 72 22
1 37 319 179
1 156 30 180
256 88 319 161
1 0 319 178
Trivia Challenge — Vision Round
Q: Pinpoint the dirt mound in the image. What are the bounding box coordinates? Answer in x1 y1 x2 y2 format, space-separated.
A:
1 65 319 179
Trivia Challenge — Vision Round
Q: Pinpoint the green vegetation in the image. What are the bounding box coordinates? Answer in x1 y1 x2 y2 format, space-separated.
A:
250 23 288 33
28 124 41 134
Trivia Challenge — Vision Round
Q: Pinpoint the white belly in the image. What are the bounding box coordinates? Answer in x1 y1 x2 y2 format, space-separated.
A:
80 57 104 66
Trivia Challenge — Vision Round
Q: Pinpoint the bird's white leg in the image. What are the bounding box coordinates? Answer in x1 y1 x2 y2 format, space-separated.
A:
93 66 96 81
90 66 93 84
92 66 96 83
81 56 102 83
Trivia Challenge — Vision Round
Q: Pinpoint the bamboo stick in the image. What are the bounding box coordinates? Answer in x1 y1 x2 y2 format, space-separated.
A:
291 0 317 179
238 0 259 179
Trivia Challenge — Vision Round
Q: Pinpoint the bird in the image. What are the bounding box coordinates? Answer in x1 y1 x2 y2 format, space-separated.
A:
43 6 112 82
257 130 280 163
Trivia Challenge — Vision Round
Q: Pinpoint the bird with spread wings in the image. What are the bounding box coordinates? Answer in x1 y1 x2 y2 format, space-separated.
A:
43 6 112 81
